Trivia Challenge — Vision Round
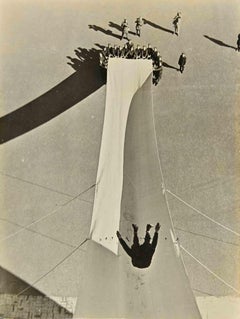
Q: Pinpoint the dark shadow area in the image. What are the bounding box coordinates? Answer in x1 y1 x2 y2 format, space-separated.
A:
117 223 160 269
89 24 121 40
163 61 179 71
108 21 136 36
94 43 105 50
204 35 236 49
0 48 106 144
0 266 44 296
108 21 122 32
0 266 73 318
143 18 174 34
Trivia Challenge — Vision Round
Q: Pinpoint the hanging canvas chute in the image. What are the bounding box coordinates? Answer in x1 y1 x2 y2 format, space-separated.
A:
90 58 153 254
80 58 202 318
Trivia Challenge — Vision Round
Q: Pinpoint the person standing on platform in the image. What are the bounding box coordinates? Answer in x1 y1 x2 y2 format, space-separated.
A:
110 44 118 57
146 44 153 59
178 52 187 73
121 43 129 58
141 45 148 59
116 223 161 269
126 46 135 59
152 47 159 59
134 44 142 59
126 40 134 51
116 45 122 58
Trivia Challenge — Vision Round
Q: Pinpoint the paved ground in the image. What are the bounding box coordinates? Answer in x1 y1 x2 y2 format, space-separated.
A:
0 0 240 318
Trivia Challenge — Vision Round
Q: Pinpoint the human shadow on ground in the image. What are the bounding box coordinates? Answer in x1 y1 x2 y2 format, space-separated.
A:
143 19 174 34
0 48 106 144
89 24 121 40
108 21 136 36
204 35 236 49
163 62 179 71
108 21 122 32
94 43 105 50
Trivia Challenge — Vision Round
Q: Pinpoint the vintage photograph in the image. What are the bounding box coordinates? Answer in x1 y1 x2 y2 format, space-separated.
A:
0 0 239 318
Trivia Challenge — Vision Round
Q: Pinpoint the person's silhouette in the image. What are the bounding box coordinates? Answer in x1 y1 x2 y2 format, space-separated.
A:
116 223 160 268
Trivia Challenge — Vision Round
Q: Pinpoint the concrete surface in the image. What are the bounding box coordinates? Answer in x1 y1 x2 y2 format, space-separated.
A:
0 0 239 318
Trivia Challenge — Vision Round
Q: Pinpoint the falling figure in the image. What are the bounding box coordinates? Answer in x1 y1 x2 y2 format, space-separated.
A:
116 223 160 268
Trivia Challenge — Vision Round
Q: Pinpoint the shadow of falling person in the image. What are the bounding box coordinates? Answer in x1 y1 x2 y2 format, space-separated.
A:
143 18 174 34
0 266 45 296
0 47 106 144
204 35 236 49
89 24 121 40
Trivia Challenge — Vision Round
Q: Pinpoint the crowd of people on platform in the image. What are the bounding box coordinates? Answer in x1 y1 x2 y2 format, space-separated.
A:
98 13 189 85
99 41 163 85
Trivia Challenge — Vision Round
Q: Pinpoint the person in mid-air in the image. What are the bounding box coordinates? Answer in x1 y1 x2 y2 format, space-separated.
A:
116 223 160 269
178 52 187 73
172 12 181 36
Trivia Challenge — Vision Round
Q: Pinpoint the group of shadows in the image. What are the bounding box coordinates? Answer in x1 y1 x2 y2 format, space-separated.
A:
89 19 175 39
0 18 236 144
0 266 73 318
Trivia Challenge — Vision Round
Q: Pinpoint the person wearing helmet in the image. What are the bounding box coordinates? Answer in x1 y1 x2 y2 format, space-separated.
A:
135 17 143 37
146 44 153 59
134 44 142 59
152 47 159 59
99 51 108 69
127 46 135 59
178 52 187 73
152 53 163 85
172 12 181 36
102 43 111 58
141 45 148 59
126 39 134 51
115 45 122 58
121 18 129 40
120 43 129 58
110 44 118 57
